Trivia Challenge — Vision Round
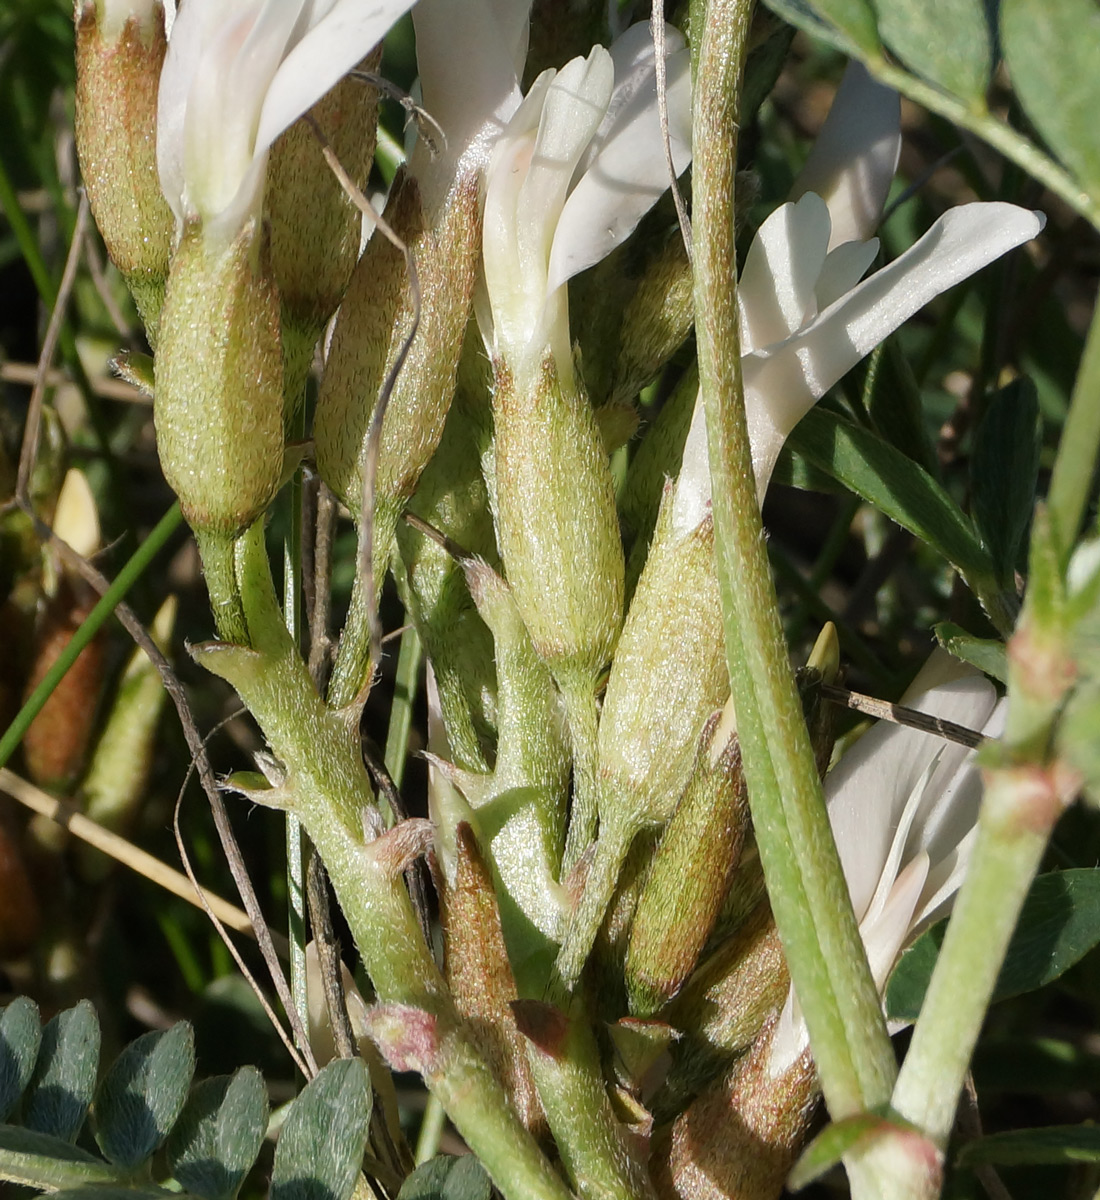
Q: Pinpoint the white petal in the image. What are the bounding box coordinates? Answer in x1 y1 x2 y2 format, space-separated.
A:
860 851 929 990
545 22 691 294
412 0 530 204
670 390 711 537
814 238 878 311
742 201 1044 496
826 664 995 922
254 0 417 155
766 987 809 1080
737 193 831 354
792 61 901 249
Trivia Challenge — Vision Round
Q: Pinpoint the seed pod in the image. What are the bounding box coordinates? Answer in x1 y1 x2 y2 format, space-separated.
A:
74 0 173 340
154 221 284 537
77 596 176 882
22 581 107 791
625 710 749 1018
0 818 42 958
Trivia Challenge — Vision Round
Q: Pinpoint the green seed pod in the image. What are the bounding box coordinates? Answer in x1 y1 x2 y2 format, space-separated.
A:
74 0 173 341
154 221 284 537
77 596 176 882
266 56 381 405
492 354 624 682
314 170 481 569
556 482 726 986
625 709 749 1018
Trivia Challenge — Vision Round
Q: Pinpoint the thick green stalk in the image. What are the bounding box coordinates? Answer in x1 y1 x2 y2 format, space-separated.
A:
1046 294 1100 560
200 523 572 1200
690 0 896 1118
890 765 1058 1142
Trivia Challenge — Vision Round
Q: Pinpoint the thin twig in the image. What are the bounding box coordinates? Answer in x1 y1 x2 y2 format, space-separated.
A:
401 510 470 563
15 193 90 504
306 852 357 1060
1 361 147 404
0 767 262 941
305 115 423 699
651 0 692 262
349 70 447 156
308 481 338 688
820 683 986 749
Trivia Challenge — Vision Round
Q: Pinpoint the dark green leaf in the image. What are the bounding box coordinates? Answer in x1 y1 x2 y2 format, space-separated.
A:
0 1124 116 1189
934 622 1007 683
762 0 882 56
971 378 1041 585
50 1188 177 1199
957 1124 1100 1167
94 1023 195 1169
788 1113 901 1190
167 1069 268 1200
1002 0 1100 201
0 997 41 1119
865 340 939 478
872 0 991 103
270 1058 371 1200
787 407 995 584
972 1037 1100 1095
887 869 1100 1020
24 1001 101 1143
397 1155 493 1200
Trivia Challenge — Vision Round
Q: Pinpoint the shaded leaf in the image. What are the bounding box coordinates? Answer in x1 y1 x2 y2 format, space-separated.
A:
167 1069 268 1200
1002 0 1100 200
873 0 991 103
763 0 881 56
970 378 1041 585
0 997 41 1119
887 869 1100 1020
787 407 995 584
94 1023 195 1169
0 1124 117 1190
934 622 1007 683
957 1124 1100 1167
50 1189 176 1199
397 1155 493 1200
270 1058 371 1200
24 1001 101 1143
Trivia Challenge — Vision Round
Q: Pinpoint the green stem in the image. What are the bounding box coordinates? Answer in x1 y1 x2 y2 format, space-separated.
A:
556 820 633 987
890 765 1055 1143
559 674 601 872
867 61 1100 232
203 523 572 1200
0 503 183 773
1046 293 1100 560
328 565 373 708
691 0 896 1119
384 623 423 794
196 527 248 645
414 1094 446 1165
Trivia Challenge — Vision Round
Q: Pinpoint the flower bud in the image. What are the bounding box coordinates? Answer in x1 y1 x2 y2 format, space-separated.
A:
154 222 284 536
0 820 41 958
266 58 381 403
625 709 749 1017
442 823 545 1134
314 170 481 573
492 355 624 682
74 0 174 340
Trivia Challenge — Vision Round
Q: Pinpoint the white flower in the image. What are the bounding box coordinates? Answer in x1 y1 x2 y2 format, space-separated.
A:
672 64 1044 532
480 21 692 388
767 653 1006 1077
411 0 532 212
157 0 417 247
